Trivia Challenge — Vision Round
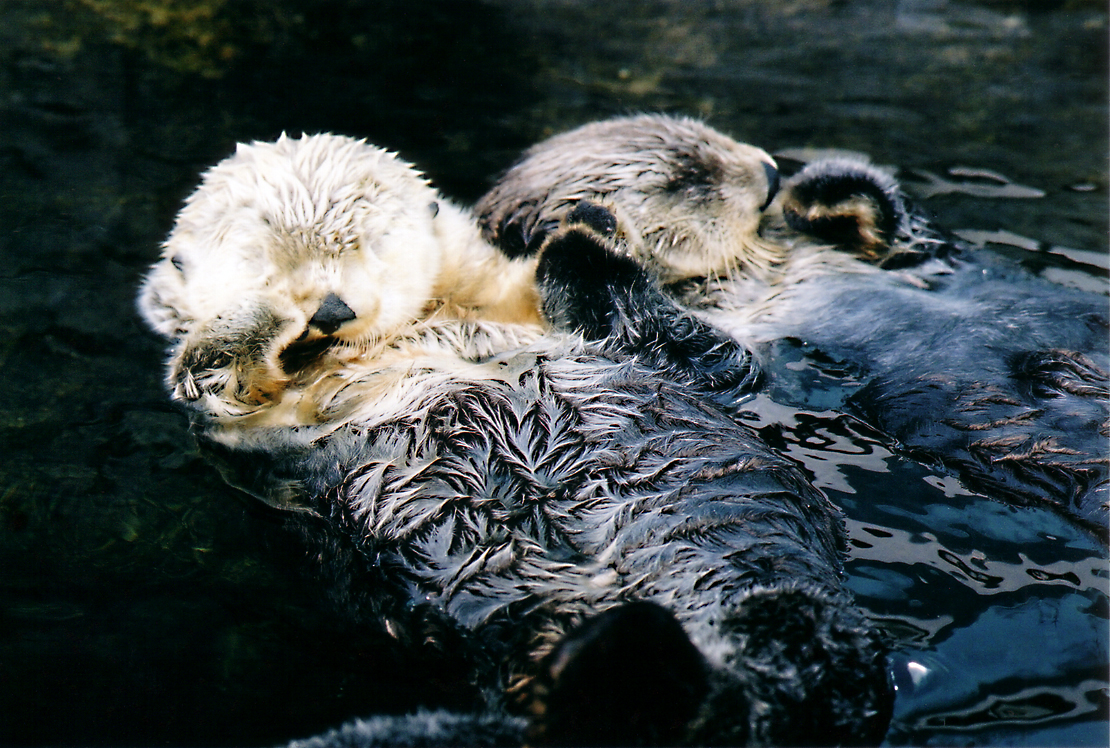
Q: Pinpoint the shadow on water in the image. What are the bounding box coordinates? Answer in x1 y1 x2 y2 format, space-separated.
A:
0 0 1106 746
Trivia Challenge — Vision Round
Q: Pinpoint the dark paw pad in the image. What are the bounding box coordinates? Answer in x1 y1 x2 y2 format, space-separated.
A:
531 602 709 746
565 200 619 238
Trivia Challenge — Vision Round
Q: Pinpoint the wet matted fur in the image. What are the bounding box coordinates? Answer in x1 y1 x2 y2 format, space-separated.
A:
138 134 893 746
478 114 1109 537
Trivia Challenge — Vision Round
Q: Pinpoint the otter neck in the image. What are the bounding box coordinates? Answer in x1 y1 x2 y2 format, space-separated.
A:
430 201 544 327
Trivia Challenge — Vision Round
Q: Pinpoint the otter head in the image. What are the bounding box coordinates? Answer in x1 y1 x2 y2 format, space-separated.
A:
138 133 448 418
477 114 783 285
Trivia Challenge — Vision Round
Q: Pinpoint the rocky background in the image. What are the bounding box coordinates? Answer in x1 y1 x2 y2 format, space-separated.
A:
0 1 1106 745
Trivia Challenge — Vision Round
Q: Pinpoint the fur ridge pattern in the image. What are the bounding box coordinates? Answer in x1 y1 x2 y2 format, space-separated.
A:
478 115 1109 537
139 133 893 746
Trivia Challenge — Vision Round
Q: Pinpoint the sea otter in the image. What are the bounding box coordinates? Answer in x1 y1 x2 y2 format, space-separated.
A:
138 133 892 746
477 114 1109 537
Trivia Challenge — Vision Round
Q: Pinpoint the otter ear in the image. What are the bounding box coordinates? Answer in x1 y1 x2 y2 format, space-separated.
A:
780 159 907 261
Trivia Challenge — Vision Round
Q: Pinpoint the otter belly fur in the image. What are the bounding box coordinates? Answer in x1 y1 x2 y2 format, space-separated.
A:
138 133 893 746
477 114 1109 537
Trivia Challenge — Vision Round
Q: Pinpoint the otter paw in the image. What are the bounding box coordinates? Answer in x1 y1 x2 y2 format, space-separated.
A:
496 199 622 263
173 340 288 414
537 202 760 393
535 204 646 339
170 309 294 415
485 213 555 259
649 312 761 393
706 587 894 747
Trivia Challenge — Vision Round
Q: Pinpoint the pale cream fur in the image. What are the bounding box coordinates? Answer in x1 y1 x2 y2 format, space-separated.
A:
138 133 543 433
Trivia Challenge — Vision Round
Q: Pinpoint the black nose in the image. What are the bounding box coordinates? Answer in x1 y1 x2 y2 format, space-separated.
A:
309 293 356 334
760 161 780 211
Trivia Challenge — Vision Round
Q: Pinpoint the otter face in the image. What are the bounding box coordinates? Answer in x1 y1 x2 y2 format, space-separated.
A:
138 133 446 416
477 114 783 283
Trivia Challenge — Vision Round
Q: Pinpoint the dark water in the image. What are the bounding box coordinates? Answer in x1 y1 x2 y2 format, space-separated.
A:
0 1 1106 746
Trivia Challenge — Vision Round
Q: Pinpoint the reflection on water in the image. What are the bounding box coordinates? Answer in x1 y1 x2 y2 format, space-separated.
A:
904 167 1046 200
742 342 1109 746
0 0 1106 746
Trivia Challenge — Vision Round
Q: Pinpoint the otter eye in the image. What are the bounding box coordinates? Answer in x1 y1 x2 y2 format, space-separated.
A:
170 255 185 272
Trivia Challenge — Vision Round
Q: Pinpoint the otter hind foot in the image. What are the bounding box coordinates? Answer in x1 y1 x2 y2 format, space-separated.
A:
529 602 710 747
781 159 907 261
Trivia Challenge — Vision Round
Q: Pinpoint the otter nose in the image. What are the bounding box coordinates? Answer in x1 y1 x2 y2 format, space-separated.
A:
760 161 780 211
309 293 356 334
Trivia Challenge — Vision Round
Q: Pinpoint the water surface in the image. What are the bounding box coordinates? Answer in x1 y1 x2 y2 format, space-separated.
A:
0 1 1105 745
